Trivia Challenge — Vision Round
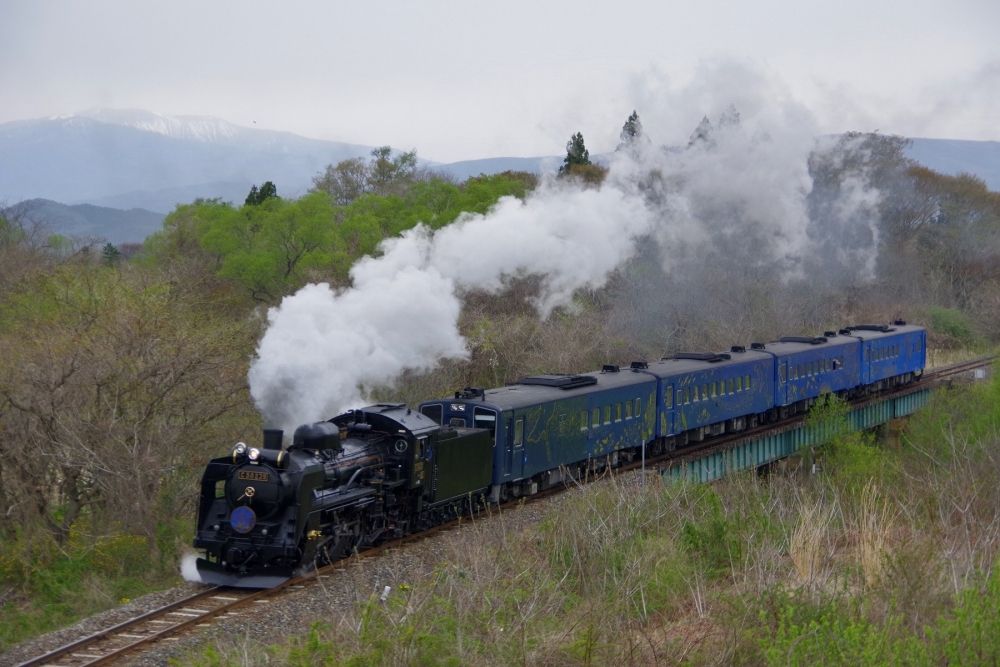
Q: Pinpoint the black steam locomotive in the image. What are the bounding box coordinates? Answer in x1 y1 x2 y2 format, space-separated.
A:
193 404 492 587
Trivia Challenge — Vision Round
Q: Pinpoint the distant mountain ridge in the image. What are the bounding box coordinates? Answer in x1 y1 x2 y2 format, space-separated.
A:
0 110 377 212
13 199 165 245
2 109 996 240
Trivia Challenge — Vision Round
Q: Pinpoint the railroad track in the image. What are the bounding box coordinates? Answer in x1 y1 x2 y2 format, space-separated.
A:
17 355 993 667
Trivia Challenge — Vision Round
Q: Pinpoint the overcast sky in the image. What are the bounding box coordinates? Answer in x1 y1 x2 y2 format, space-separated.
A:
2 0 998 162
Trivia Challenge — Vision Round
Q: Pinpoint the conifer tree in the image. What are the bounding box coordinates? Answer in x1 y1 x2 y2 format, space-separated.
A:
559 132 591 174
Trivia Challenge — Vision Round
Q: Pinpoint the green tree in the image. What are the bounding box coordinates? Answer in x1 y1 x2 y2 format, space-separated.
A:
102 242 122 267
311 147 425 206
617 111 646 152
559 132 591 174
245 181 278 206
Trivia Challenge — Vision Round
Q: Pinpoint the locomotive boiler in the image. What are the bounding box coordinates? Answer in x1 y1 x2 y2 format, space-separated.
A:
193 403 493 587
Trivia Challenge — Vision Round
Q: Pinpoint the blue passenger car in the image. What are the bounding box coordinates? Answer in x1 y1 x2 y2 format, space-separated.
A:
418 368 657 500
752 333 862 411
635 349 774 445
841 323 926 387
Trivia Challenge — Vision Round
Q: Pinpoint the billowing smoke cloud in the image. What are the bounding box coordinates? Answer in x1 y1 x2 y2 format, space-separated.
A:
249 185 655 431
250 63 884 432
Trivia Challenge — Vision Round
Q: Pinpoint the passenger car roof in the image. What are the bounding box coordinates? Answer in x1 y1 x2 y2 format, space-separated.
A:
432 368 656 412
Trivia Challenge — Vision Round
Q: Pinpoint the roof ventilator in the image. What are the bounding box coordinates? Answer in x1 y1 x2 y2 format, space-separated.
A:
629 360 649 370
845 324 896 333
730 346 746 353
602 364 620 373
668 352 731 363
779 336 828 345
824 331 837 337
750 342 766 350
517 374 599 390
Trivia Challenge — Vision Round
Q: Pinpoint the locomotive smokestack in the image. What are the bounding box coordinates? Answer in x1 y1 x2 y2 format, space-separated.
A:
263 428 284 450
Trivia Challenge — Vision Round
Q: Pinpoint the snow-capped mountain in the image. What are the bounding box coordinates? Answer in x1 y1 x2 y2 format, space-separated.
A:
75 108 249 144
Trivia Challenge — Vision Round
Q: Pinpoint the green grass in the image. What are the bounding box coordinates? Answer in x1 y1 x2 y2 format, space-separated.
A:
0 520 189 651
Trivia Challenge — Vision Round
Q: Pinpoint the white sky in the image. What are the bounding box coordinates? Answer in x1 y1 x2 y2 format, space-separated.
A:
2 0 998 162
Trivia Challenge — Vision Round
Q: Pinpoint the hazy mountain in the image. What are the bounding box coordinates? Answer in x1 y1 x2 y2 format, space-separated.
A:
1 109 996 222
906 138 1000 190
13 199 165 245
0 110 376 212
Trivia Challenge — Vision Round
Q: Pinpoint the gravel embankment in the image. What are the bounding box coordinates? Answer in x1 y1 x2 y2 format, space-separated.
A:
4 491 571 667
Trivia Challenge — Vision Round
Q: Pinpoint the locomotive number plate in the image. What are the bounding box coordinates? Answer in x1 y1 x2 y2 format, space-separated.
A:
238 470 269 482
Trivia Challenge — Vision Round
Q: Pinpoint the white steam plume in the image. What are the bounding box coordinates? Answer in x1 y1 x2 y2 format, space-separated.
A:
249 184 655 432
251 63 885 432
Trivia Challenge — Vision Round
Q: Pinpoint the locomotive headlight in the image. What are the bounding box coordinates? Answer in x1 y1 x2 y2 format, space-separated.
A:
248 447 261 462
234 442 247 455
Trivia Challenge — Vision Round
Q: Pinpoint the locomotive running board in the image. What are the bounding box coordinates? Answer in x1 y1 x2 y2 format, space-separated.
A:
194 558 293 589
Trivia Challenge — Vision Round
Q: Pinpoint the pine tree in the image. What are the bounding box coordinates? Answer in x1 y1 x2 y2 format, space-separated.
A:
245 181 278 206
559 132 591 174
620 111 642 145
687 116 714 148
102 242 122 267
617 110 649 155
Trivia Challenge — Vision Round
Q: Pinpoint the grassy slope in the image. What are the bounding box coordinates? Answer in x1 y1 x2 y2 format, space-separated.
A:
175 371 1000 666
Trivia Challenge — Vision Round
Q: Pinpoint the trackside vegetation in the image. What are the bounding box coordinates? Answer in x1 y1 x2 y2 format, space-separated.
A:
2 122 1000 660
175 377 1000 666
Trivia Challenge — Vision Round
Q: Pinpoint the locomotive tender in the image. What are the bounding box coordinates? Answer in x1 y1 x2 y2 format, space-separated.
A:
193 322 925 586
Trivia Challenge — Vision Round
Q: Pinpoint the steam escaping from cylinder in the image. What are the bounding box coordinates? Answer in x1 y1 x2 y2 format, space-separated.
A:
180 553 202 583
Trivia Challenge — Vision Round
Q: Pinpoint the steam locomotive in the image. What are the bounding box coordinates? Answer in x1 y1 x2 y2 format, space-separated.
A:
193 322 926 587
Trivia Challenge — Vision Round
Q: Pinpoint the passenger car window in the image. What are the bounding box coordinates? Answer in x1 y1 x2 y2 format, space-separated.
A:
711 382 718 398
745 375 751 389
580 411 588 430
615 403 622 422
684 388 690 404
473 408 497 437
625 400 632 419
636 398 641 416
735 377 741 392
592 407 600 427
603 406 611 424
514 419 524 445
